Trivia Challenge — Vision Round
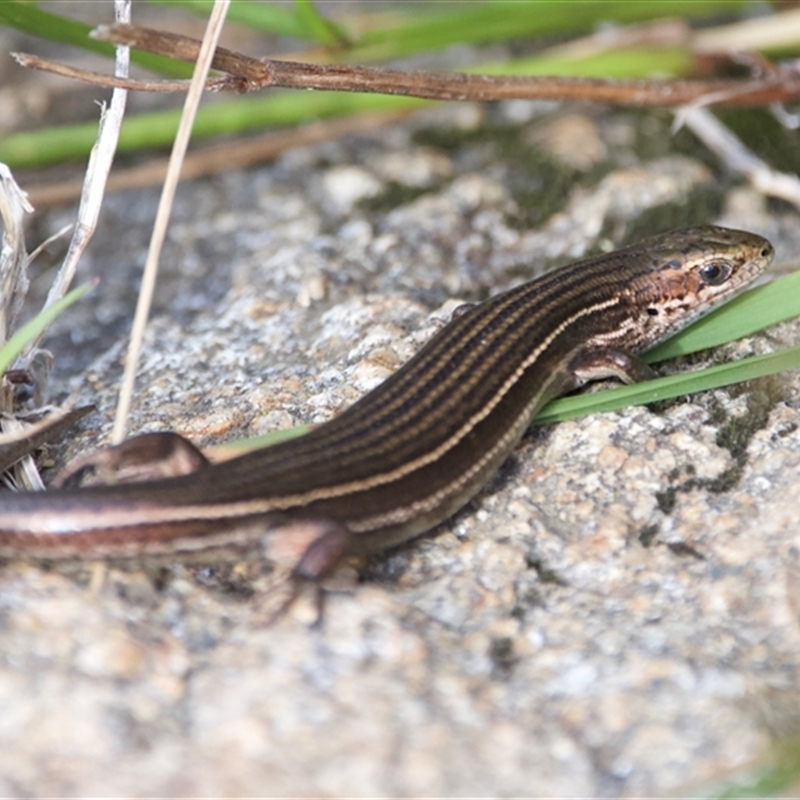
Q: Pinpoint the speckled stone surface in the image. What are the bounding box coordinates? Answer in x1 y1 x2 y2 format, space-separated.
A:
2 101 800 796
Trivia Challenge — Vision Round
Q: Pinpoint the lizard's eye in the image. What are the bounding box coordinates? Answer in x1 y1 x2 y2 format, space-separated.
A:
699 261 732 286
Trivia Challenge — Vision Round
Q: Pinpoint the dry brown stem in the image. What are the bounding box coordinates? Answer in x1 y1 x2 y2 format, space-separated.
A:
15 21 800 109
93 22 800 107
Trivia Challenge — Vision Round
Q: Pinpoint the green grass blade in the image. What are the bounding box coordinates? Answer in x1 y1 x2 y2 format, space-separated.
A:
348 0 750 62
224 424 313 452
534 271 800 426
0 91 426 169
0 1 193 77
533 346 800 427
145 0 311 40
294 0 351 47
139 0 753 60
477 47 693 80
0 283 95 377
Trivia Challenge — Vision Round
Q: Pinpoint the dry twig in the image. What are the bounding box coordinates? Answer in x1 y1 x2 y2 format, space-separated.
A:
677 106 800 211
13 21 800 109
111 1 231 443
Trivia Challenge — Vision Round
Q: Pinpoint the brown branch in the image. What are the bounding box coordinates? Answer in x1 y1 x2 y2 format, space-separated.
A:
12 52 200 92
88 22 800 108
92 23 268 83
241 61 800 106
15 22 800 108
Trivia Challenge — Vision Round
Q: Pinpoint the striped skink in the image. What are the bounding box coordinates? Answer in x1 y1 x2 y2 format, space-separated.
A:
0 226 774 581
